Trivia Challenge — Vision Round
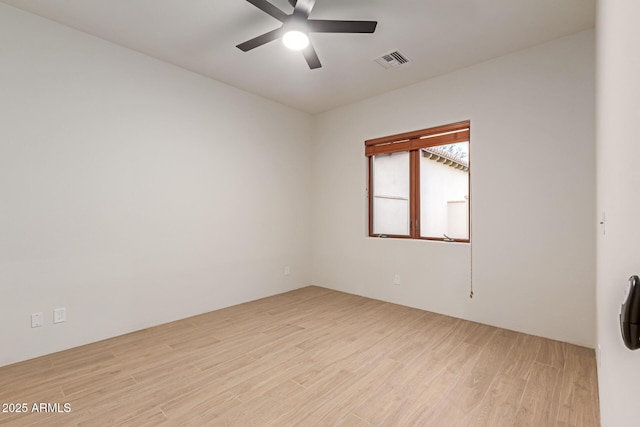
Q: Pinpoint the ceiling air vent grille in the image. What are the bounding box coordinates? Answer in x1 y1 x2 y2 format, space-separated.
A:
374 50 410 69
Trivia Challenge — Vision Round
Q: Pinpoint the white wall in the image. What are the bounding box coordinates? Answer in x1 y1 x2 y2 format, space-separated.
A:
311 30 596 347
0 4 312 367
596 1 640 426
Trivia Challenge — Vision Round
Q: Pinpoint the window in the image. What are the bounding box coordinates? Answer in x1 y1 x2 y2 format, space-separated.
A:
366 121 470 242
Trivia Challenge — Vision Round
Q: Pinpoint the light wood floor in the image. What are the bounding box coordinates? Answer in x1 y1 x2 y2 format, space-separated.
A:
0 286 599 426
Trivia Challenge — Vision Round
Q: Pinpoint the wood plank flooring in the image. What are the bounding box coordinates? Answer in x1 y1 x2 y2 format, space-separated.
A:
0 286 600 426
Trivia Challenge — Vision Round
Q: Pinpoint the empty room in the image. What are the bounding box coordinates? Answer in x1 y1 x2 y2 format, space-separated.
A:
0 0 638 426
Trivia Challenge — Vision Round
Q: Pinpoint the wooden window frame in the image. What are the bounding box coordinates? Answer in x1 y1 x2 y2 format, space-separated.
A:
366 120 471 243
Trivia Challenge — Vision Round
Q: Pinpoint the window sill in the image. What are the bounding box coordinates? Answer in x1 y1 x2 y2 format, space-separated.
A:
368 234 470 244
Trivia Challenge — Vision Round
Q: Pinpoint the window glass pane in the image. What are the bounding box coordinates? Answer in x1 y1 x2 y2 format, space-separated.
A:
420 142 469 239
372 151 410 235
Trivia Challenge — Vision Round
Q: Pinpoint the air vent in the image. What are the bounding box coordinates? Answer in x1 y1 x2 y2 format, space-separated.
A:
374 50 410 69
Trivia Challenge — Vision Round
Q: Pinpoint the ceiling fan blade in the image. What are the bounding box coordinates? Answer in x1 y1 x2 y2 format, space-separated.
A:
293 0 316 19
236 27 284 51
246 0 288 22
302 41 322 69
307 20 378 33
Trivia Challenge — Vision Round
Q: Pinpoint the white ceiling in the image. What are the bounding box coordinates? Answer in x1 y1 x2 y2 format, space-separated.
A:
1 0 595 113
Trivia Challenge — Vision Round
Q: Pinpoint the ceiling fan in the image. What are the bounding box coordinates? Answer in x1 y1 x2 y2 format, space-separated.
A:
236 0 378 69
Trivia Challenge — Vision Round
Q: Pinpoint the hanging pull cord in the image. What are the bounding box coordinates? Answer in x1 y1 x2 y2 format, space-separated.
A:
443 232 474 298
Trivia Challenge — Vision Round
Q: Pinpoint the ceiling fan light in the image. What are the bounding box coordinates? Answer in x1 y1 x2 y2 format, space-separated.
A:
282 30 309 51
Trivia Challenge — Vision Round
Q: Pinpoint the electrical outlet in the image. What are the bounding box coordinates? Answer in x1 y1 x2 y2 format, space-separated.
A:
284 266 290 276
53 308 66 324
394 274 401 286
31 312 43 328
